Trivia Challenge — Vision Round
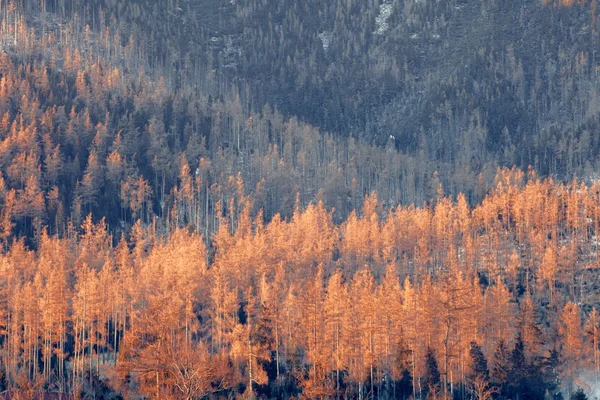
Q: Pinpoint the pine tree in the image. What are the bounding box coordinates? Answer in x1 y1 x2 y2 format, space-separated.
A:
559 302 584 396
584 308 600 376
394 335 413 399
571 388 588 400
490 339 510 395
423 347 440 398
324 269 347 395
469 341 489 382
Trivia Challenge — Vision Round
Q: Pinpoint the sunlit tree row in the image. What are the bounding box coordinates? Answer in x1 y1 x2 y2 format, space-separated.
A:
1 171 600 398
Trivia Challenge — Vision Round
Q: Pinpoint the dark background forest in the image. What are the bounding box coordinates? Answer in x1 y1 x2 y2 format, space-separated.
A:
7 0 600 231
0 0 599 399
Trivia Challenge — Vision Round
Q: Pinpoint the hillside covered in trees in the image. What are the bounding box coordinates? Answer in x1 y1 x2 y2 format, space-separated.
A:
5 171 600 400
0 0 599 399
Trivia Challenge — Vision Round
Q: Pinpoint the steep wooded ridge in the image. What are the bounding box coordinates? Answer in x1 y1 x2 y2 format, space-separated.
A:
105 0 600 176
0 0 599 399
27 0 600 190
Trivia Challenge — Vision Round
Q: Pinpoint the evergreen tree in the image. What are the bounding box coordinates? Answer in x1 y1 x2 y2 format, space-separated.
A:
509 333 528 398
394 336 413 399
469 341 489 382
571 389 588 400
491 339 510 395
423 347 441 398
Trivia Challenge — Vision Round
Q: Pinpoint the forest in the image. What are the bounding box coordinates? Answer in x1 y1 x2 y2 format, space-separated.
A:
0 0 599 398
5 169 600 400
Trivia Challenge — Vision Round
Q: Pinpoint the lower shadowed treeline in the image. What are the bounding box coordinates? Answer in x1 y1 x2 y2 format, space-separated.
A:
2 169 600 399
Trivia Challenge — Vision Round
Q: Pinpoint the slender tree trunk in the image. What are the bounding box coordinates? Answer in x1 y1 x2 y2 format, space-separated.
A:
370 327 374 400
248 332 253 399
275 322 280 379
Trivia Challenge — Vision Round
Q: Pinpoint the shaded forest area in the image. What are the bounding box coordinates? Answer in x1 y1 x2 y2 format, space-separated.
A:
79 0 600 182
16 0 600 198
0 0 600 399
0 0 475 241
3 0 600 238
